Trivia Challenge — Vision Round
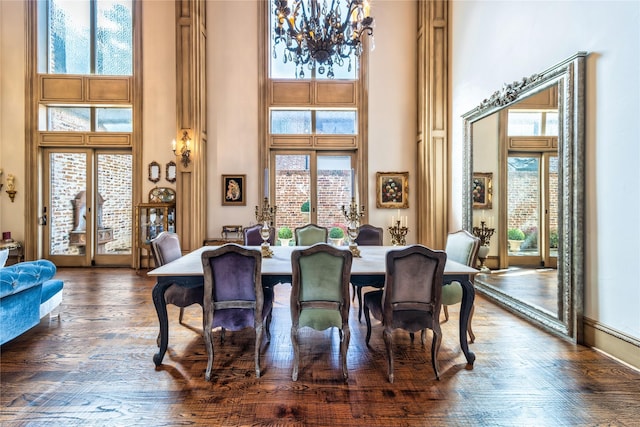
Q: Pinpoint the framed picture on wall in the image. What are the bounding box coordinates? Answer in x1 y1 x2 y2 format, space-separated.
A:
472 172 493 209
222 174 246 206
376 171 409 209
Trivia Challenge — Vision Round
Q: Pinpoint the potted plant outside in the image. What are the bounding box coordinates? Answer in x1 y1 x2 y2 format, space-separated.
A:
329 227 345 246
507 228 525 252
300 200 310 223
278 226 293 246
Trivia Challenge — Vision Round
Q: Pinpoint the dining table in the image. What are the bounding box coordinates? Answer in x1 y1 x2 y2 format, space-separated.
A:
148 244 478 367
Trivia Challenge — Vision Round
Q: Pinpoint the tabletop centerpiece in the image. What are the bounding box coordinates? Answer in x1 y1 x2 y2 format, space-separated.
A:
255 197 277 258
341 197 365 257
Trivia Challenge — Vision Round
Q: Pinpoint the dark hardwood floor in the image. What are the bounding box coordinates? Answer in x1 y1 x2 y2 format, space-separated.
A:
1 267 639 426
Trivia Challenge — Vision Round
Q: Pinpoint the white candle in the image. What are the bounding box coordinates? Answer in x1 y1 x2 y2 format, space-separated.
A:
264 168 269 197
351 168 355 198
171 139 176 151
391 216 395 227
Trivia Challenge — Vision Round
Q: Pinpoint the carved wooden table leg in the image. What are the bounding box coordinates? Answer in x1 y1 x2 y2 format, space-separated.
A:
152 279 172 366
458 276 476 366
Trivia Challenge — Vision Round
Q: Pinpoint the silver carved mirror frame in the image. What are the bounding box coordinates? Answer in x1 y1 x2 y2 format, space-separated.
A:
462 52 586 342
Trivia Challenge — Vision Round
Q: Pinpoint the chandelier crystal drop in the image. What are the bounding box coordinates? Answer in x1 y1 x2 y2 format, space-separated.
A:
273 0 374 78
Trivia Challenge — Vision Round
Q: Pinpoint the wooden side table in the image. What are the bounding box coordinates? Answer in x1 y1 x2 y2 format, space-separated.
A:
0 241 24 266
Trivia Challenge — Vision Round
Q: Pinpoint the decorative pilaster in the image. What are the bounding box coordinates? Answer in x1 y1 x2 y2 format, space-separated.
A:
416 1 448 249
175 0 207 253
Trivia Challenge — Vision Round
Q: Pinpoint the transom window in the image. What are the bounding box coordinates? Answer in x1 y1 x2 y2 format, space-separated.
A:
508 110 558 136
39 0 133 75
271 109 357 135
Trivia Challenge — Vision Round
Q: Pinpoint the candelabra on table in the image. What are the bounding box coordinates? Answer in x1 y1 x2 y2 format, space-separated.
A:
255 197 277 258
388 220 408 246
472 221 495 272
341 197 365 257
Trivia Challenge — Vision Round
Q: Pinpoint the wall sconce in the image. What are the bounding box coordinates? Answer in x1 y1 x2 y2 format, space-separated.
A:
172 130 191 167
5 173 16 203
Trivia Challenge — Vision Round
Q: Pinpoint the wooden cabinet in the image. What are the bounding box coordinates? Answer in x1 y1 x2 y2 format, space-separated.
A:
134 202 176 269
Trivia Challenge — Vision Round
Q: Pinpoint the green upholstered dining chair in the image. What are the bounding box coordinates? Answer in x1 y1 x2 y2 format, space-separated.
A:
201 244 273 380
442 229 480 342
290 243 353 381
363 245 447 382
351 224 385 322
294 224 328 246
150 232 204 343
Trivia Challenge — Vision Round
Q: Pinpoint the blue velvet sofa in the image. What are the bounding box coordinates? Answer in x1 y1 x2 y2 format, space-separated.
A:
0 259 64 345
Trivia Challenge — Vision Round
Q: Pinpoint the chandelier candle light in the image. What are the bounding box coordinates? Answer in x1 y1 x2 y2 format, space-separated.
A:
472 220 495 272
172 130 192 168
272 0 374 78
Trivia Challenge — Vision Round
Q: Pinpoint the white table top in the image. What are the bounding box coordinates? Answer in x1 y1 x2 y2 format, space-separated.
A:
148 245 478 277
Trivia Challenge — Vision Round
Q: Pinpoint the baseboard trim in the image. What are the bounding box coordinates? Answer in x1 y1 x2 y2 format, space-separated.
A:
583 316 640 371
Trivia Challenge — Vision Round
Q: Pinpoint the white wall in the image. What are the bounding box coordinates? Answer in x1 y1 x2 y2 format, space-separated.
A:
450 1 640 340
205 0 418 244
142 1 176 200
367 0 417 241
206 0 261 238
0 1 26 241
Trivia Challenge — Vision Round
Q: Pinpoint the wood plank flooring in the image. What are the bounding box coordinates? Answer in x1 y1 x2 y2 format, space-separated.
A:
1 268 639 426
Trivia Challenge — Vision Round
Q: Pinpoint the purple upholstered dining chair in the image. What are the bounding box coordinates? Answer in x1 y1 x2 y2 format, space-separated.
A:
363 244 447 382
150 232 204 342
243 223 275 246
351 224 384 322
201 244 273 380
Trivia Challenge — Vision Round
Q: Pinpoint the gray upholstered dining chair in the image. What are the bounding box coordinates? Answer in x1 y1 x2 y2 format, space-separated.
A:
243 223 275 246
363 244 447 382
442 229 480 342
150 232 204 342
294 223 328 246
351 224 385 322
201 244 273 380
290 243 353 381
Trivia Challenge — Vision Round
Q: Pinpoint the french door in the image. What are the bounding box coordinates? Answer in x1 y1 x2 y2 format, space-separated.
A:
43 148 133 267
507 152 558 268
272 151 355 233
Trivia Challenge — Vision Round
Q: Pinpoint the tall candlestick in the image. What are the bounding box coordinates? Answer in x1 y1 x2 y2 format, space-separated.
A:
264 168 269 197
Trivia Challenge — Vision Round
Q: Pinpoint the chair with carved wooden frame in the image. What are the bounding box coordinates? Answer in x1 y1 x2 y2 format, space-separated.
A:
150 232 204 343
243 223 276 246
290 243 353 381
442 229 480 342
294 224 328 246
351 224 385 322
363 244 447 382
201 244 273 380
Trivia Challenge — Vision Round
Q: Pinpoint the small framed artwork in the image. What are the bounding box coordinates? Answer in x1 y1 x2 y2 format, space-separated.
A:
472 172 493 209
376 171 409 209
148 161 161 183
165 161 177 183
222 174 246 206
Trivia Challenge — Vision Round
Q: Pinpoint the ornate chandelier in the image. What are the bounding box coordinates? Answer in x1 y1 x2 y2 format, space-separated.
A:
273 0 374 78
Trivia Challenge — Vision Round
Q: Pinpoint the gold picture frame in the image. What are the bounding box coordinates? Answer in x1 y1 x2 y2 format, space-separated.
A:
472 172 493 209
376 171 409 209
222 174 246 206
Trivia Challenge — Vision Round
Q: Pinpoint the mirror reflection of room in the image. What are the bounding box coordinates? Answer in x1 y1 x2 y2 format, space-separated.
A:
472 86 559 318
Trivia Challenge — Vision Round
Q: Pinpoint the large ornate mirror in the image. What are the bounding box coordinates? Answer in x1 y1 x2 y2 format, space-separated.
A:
462 52 586 342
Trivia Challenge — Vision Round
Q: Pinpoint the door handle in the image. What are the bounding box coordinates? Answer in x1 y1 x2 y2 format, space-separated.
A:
39 206 47 226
